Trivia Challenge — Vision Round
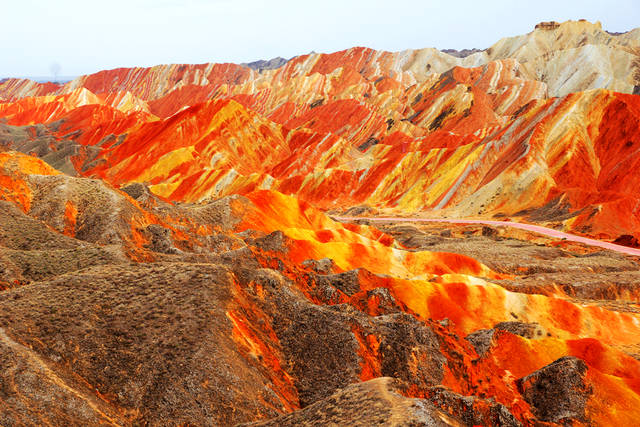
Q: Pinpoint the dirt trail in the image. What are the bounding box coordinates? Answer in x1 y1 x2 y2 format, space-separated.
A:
334 216 640 257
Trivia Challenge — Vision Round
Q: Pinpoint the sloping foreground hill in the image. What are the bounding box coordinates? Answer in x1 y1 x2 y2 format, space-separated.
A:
0 151 640 425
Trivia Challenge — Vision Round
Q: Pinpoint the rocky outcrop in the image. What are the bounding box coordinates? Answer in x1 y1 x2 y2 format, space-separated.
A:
535 21 561 30
425 386 522 427
517 356 593 423
466 322 546 357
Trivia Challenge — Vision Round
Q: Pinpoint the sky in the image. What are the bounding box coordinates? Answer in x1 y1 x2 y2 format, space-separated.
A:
2 0 639 78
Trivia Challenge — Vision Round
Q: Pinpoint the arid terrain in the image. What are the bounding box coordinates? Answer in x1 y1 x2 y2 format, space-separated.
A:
1 19 640 426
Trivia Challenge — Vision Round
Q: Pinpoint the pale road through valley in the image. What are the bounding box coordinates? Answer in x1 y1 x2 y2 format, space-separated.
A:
334 216 640 257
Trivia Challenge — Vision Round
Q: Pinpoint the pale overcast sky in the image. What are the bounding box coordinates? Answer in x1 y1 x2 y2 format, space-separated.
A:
2 0 639 77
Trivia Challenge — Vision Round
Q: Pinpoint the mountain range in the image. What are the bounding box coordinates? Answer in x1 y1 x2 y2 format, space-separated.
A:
1 19 640 426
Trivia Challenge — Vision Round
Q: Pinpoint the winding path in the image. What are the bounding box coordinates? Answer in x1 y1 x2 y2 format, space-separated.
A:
333 216 640 257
